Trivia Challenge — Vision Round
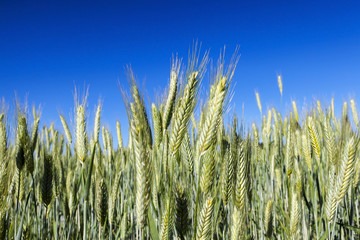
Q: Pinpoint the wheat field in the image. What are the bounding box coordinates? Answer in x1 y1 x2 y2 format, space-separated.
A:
1 49 360 239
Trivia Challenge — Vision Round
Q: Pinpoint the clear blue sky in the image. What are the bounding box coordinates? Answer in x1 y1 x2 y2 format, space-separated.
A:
1 0 360 144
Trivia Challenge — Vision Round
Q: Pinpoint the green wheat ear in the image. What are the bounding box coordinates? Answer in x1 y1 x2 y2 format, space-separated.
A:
160 199 174 240
235 141 247 211
130 76 153 147
93 104 101 144
289 191 301 238
307 116 321 161
196 197 214 240
96 178 108 227
169 71 199 156
76 104 87 163
328 136 358 222
175 185 189 239
130 104 151 230
41 149 53 207
221 146 234 206
0 114 7 161
350 99 359 127
197 76 227 156
31 117 40 153
181 132 194 176
16 116 27 171
0 156 10 208
109 172 121 225
163 59 180 131
116 121 123 149
60 115 72 144
24 131 34 174
302 133 312 170
285 126 294 176
264 200 273 238
152 103 162 148
200 146 215 195
255 90 262 114
230 207 244 240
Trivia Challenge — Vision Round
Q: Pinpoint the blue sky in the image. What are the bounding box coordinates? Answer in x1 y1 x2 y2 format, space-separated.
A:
1 0 360 144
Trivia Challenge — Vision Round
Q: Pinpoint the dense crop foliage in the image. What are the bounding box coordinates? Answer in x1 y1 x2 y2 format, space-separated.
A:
1 49 360 239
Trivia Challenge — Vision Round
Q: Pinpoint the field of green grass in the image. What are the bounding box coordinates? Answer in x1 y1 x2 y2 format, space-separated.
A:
1 51 360 239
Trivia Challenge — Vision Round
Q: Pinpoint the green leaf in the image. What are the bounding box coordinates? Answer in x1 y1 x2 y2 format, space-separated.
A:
336 222 360 234
148 208 159 240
